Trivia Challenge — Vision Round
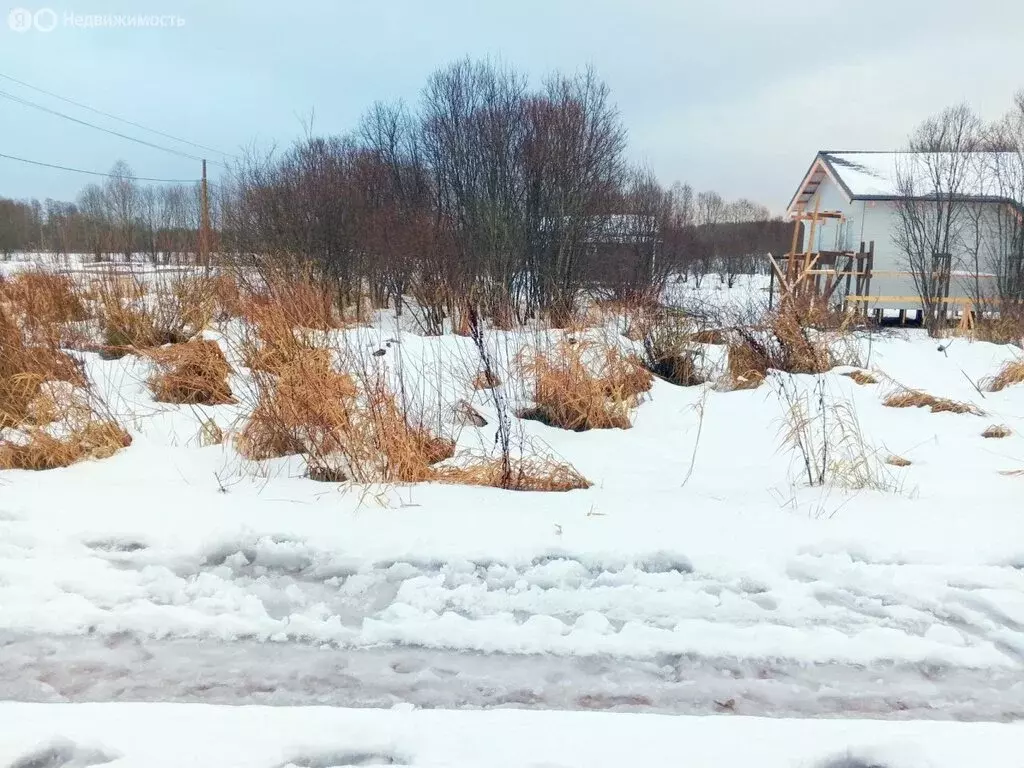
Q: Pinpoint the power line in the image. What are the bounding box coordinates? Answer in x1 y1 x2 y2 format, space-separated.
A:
0 151 201 183
0 71 235 159
0 88 228 168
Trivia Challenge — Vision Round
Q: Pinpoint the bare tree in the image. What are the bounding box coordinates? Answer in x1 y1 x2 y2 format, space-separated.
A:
104 160 140 261
893 104 982 335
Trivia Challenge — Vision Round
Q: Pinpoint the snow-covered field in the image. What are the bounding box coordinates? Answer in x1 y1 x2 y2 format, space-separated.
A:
3 703 1024 768
3 258 1024 762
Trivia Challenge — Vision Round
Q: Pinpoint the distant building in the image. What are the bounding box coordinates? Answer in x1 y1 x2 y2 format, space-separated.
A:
786 151 1023 313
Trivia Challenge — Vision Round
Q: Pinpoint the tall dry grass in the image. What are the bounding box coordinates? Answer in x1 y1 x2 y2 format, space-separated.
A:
518 339 652 431
147 339 235 405
236 348 455 484
982 359 1024 393
94 271 214 356
775 375 905 493
0 307 130 470
882 386 984 416
726 304 837 390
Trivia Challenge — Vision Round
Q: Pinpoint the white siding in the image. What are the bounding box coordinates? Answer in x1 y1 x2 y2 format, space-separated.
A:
795 177 1011 311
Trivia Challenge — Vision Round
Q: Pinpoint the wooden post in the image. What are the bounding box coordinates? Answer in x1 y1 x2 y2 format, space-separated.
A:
200 158 211 275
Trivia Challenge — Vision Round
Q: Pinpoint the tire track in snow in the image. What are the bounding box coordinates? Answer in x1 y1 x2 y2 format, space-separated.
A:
2 533 1024 716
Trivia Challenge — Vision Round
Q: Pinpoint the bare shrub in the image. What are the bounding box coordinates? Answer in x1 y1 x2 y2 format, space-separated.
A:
147 340 235 405
519 339 651 430
639 310 705 386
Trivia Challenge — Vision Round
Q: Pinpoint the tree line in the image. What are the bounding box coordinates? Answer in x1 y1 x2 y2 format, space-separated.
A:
0 160 213 263
2 59 789 326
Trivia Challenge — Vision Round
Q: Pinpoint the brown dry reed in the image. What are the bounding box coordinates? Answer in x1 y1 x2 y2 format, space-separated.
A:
882 387 984 416
0 308 130 470
95 271 214 356
842 370 878 385
982 359 1024 393
434 455 591 492
0 308 86 428
0 270 90 338
236 351 455 484
147 339 235 405
982 424 1012 439
519 339 652 431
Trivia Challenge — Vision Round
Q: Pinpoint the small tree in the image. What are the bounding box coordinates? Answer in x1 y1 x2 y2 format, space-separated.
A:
893 105 982 336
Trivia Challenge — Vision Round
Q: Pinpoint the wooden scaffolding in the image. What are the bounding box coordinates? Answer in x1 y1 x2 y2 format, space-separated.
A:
768 203 873 314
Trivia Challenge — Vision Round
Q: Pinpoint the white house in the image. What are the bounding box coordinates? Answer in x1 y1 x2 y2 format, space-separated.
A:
786 151 1024 313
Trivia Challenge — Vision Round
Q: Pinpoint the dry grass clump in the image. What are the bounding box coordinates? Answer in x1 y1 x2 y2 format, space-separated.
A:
974 312 1024 346
238 277 348 374
0 309 86 428
842 370 878 385
689 328 726 345
776 377 906 493
882 387 984 416
982 359 1024 393
769 307 834 374
0 270 90 328
519 340 652 431
726 305 835 391
472 370 501 390
639 310 706 387
0 310 131 470
147 340 235 405
236 351 453 484
727 340 769 390
0 419 131 471
212 272 244 320
364 389 456 482
434 455 591 492
243 275 349 332
95 272 213 357
982 424 1012 439
237 353 357 461
885 455 912 467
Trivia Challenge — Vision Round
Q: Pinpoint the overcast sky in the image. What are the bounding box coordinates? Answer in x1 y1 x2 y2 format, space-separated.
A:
2 0 1024 212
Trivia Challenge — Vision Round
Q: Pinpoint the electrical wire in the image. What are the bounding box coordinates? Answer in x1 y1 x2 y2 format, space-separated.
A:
0 151 201 183
0 88 227 167
0 71 235 159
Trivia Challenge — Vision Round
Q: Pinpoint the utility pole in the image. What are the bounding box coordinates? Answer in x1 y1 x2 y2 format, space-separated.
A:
200 158 211 275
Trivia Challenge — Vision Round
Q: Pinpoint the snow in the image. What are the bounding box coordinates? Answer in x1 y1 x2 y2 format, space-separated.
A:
2 703 1024 768
823 151 1023 203
2 259 1024 720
